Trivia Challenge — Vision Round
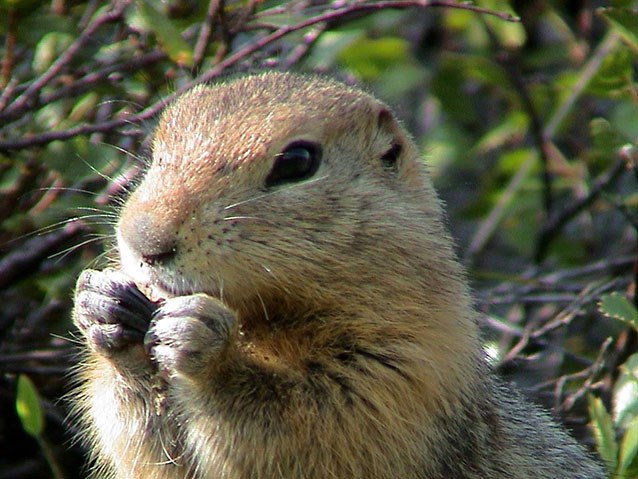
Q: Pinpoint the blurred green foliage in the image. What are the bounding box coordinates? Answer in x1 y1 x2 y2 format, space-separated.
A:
1 1 637 477
594 294 638 476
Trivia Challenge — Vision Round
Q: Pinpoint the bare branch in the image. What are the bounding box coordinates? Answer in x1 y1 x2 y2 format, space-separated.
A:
193 0 223 69
0 222 86 290
536 155 627 261
0 0 517 152
464 30 623 266
0 0 131 123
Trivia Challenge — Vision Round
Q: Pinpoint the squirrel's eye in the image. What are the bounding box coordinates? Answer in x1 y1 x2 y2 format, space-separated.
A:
265 141 322 188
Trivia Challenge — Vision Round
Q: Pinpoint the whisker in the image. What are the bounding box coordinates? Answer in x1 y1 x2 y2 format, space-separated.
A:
256 291 270 322
80 138 147 180
218 273 225 303
103 142 147 165
32 186 101 196
52 332 83 346
74 157 116 185
223 174 329 211
4 217 85 243
75 205 118 213
71 211 118 220
26 219 110 242
73 216 118 226
222 215 270 223
102 193 129 209
49 236 108 262
5 203 117 246
85 249 116 271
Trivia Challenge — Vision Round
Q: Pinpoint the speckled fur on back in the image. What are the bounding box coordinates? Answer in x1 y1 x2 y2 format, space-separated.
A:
71 72 605 478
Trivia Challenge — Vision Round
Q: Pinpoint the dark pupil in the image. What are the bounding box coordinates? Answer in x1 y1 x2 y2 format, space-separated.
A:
281 147 312 174
265 142 320 188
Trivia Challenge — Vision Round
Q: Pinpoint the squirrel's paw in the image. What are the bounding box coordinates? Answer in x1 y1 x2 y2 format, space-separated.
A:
73 269 158 355
145 294 234 379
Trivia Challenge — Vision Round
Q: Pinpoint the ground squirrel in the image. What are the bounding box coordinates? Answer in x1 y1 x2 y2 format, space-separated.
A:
71 72 605 479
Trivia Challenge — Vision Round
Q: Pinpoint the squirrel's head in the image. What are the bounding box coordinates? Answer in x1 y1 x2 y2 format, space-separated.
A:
116 72 463 321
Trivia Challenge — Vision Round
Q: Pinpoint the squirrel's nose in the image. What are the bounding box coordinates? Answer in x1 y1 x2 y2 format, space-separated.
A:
117 195 187 265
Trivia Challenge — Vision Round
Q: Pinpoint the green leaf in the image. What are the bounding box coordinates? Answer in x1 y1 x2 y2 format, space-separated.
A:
475 111 529 154
40 136 120 184
611 102 638 143
431 55 479 125
14 12 75 46
16 375 44 438
0 0 42 14
598 292 638 330
618 416 638 475
588 394 618 471
624 192 638 209
586 45 635 98
338 36 410 81
305 31 362 69
376 63 427 101
129 0 193 66
478 0 525 48
600 8 638 52
614 353 638 428
590 118 628 152
68 92 99 122
32 31 74 74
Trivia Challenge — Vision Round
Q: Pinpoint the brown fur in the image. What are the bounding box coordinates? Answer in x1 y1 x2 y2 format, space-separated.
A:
71 72 605 478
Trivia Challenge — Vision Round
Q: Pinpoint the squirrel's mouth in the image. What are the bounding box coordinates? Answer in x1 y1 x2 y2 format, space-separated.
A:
138 270 220 305
142 279 175 303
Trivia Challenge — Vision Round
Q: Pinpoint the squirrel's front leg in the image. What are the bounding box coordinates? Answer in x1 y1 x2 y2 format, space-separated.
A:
74 268 157 363
144 294 235 382
73 269 184 478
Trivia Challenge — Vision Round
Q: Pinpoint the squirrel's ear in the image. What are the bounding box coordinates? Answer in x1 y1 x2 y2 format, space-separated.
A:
376 108 400 138
376 107 403 141
377 107 393 129
376 108 403 174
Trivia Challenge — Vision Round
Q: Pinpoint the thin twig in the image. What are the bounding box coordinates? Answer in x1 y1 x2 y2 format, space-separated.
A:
536 154 626 260
483 20 555 228
0 76 18 110
0 222 86 290
195 0 517 85
193 0 223 69
0 0 517 152
282 25 327 68
531 280 618 339
560 337 612 411
0 0 131 123
464 30 622 265
1 8 17 88
545 31 620 137
40 51 167 106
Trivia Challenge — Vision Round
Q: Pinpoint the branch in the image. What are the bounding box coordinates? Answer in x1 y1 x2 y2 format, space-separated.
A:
0 0 131 124
0 0 517 152
535 154 627 261
282 25 327 69
41 51 167 106
559 337 611 411
192 0 223 69
1 8 17 87
464 30 622 266
0 222 86 290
